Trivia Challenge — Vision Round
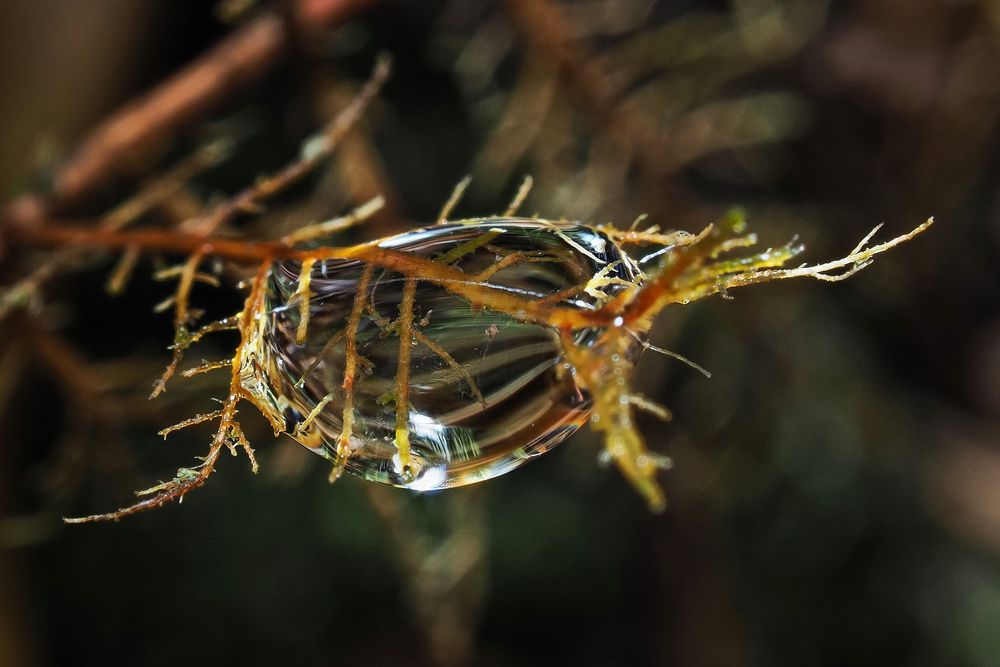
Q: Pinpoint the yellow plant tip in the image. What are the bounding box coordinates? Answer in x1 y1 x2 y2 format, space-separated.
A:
153 265 220 288
584 261 634 300
328 459 346 483
628 213 649 231
751 217 934 285
628 470 667 513
722 206 749 234
646 493 668 513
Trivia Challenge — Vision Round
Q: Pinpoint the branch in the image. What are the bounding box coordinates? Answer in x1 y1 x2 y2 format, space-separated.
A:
2 0 376 226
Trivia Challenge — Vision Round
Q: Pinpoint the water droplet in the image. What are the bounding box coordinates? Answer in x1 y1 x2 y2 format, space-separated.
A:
241 220 638 490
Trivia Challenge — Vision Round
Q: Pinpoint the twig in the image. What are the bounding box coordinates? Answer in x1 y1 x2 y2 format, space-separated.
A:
64 260 272 523
188 54 391 238
1 139 232 319
2 0 376 221
438 176 472 223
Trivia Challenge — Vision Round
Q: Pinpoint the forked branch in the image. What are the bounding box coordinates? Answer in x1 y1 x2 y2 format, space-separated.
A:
64 260 272 523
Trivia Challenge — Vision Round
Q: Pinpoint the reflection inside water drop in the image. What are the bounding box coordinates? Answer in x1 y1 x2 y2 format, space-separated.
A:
240 220 639 491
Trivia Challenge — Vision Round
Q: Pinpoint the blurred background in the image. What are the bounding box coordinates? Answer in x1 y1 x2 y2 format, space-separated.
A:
1 0 999 665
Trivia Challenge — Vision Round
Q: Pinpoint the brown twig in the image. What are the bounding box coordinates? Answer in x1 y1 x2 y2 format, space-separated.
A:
63 259 272 523
1 0 376 227
187 54 391 237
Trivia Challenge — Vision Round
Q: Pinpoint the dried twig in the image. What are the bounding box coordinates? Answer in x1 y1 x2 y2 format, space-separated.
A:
1 0 376 223
187 54 391 238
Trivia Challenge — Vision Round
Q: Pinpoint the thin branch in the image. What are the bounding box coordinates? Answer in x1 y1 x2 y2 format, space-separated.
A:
438 175 472 223
281 195 385 245
187 55 391 237
180 359 233 378
150 252 205 399
5 0 376 219
503 175 534 216
64 260 272 523
158 410 224 438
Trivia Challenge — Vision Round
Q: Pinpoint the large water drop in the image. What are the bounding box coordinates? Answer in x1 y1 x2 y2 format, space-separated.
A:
241 220 638 490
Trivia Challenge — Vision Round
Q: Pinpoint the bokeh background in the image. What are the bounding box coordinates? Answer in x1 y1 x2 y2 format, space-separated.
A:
1 0 999 665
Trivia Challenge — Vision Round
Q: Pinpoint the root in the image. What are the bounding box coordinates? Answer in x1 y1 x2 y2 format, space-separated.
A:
638 339 712 379
294 328 346 389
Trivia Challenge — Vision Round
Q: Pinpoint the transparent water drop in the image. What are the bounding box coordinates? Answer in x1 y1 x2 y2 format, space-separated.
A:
241 220 639 491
